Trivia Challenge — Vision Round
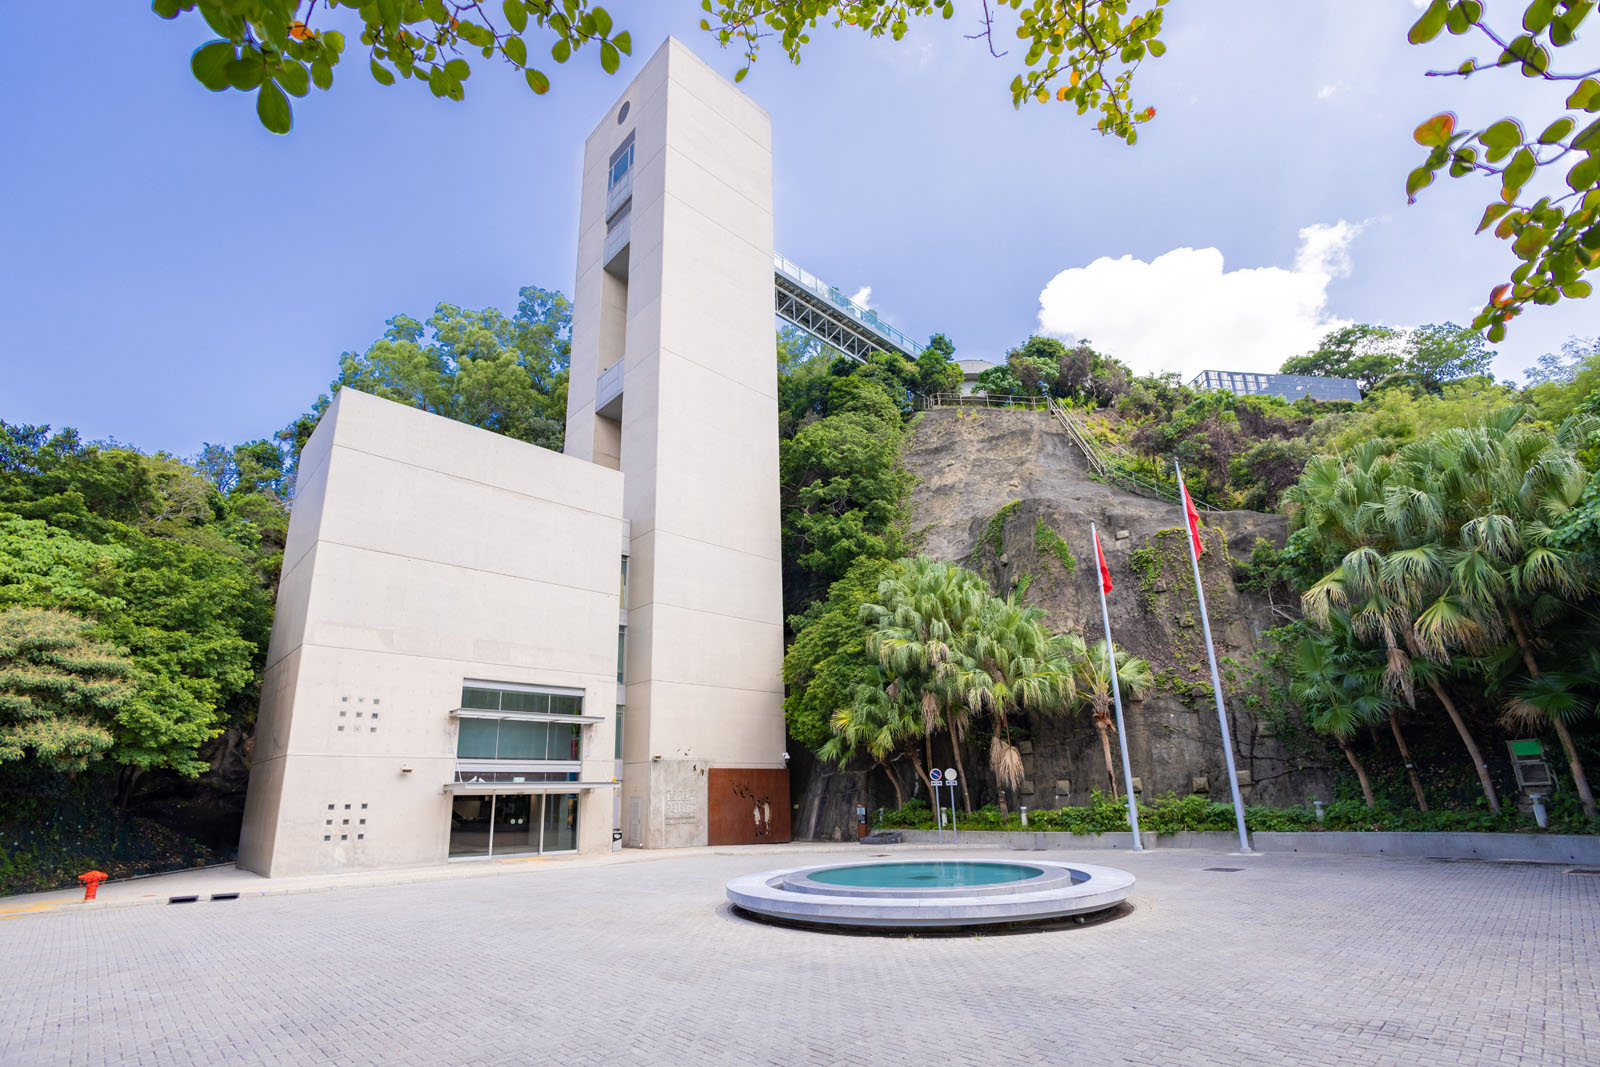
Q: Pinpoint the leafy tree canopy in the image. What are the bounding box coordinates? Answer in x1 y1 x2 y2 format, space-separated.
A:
782 555 898 753
1403 321 1497 392
915 333 962 396
284 285 572 476
1280 324 1407 392
0 608 136 774
1282 322 1495 396
1522 337 1600 424
0 429 279 776
779 374 913 607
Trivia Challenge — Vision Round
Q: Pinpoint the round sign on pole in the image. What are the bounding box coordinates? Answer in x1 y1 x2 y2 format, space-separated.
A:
930 768 942 783
945 767 958 783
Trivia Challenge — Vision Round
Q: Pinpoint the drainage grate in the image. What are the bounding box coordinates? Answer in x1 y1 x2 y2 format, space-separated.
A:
210 893 240 901
1203 867 1244 873
168 895 200 904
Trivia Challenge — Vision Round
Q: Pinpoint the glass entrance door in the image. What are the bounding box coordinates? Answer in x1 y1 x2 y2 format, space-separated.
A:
448 793 581 858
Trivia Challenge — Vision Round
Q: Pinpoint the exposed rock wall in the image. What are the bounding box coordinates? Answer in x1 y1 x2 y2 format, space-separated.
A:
793 407 1334 837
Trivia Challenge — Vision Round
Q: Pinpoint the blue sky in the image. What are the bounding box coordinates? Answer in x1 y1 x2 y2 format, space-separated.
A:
4 2 1595 456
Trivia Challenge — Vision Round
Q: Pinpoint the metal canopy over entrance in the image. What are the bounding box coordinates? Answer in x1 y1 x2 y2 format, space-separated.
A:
774 253 924 362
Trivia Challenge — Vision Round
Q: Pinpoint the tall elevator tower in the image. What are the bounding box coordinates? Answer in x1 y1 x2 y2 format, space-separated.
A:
565 39 788 848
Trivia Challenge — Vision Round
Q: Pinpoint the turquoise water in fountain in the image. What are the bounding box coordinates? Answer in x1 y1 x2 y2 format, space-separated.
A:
807 861 1045 888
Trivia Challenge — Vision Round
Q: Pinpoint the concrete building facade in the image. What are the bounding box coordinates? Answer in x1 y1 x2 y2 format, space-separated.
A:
237 390 626 875
239 38 790 875
564 38 788 849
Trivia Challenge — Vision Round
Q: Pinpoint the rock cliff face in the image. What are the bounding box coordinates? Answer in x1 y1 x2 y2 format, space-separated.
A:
793 407 1335 837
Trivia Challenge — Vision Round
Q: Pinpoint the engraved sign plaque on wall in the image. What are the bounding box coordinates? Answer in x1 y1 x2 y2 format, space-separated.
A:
664 788 699 824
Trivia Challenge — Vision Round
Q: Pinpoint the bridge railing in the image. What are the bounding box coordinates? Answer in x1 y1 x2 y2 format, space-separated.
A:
773 253 924 357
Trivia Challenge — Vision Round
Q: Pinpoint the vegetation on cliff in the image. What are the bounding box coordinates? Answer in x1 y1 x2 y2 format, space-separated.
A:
783 324 1600 830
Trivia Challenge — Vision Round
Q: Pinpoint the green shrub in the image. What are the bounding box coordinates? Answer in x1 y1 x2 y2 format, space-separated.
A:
870 792 1585 837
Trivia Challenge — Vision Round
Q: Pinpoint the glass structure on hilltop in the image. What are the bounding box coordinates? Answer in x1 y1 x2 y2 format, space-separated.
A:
1188 370 1361 403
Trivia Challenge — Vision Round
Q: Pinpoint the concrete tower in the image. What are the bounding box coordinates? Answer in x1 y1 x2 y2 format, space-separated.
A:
566 39 788 847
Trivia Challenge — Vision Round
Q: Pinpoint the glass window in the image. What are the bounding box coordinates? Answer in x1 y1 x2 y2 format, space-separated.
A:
450 794 547 857
461 687 500 710
614 708 624 759
551 723 581 761
620 557 628 606
607 141 634 189
449 796 493 857
492 794 537 854
455 684 584 764
497 719 549 760
501 691 549 715
456 718 500 759
617 627 627 684
543 794 578 852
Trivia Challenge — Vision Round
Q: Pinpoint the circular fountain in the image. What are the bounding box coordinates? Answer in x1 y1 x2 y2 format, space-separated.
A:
726 858 1134 930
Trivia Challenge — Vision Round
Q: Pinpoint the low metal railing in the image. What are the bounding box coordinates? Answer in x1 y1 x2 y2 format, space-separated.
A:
917 392 1049 409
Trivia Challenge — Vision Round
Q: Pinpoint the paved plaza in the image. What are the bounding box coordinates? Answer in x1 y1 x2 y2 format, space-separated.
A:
1 844 1596 1066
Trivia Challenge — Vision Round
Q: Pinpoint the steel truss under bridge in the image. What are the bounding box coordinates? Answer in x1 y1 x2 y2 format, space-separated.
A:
773 253 924 362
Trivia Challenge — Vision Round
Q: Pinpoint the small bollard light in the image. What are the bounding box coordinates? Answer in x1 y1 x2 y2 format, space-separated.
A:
1530 794 1549 829
1020 806 1028 828
1313 799 1326 823
78 870 109 902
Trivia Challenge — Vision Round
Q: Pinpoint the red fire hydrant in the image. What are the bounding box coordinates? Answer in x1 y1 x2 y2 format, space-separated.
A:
78 870 108 902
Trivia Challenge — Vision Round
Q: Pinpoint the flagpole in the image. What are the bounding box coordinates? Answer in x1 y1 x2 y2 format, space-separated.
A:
1092 522 1142 851
1175 463 1252 854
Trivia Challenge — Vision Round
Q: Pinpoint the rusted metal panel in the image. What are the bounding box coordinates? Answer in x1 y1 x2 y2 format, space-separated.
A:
708 768 791 845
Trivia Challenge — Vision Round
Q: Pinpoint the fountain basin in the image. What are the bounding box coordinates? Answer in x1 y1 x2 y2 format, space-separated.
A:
727 858 1134 929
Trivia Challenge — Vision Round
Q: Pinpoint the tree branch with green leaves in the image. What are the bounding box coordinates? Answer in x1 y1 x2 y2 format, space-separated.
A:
155 0 633 133
1406 0 1600 343
701 0 1171 144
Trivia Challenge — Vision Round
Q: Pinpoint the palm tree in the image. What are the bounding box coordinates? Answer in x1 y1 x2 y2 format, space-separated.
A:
948 597 1078 818
1297 451 1501 811
861 556 991 811
817 677 922 809
1072 639 1153 798
1406 413 1598 819
1303 552 1438 810
1293 629 1396 808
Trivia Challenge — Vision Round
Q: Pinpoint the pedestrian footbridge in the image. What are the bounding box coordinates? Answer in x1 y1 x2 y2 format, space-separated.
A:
774 253 923 361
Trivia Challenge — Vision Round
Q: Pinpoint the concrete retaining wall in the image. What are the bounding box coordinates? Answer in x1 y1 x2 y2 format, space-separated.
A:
894 830 1141 850
1250 831 1600 865
891 828 1600 863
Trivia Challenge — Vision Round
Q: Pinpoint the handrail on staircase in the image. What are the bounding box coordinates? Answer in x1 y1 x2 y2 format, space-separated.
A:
1044 397 1221 512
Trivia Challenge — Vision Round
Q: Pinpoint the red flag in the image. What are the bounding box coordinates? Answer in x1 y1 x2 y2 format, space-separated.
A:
1180 477 1204 560
1095 528 1113 594
1088 531 1113 598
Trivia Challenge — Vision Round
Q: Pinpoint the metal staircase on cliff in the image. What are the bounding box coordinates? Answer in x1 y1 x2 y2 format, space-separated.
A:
1046 397 1220 511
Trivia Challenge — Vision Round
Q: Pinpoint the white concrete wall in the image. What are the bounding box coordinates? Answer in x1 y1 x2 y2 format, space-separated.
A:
239 389 625 875
567 38 787 848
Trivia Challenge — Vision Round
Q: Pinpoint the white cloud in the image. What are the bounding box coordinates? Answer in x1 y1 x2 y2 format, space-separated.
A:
850 285 872 307
1316 82 1348 100
1035 221 1364 378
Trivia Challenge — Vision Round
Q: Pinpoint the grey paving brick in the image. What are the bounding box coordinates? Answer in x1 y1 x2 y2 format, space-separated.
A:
0 848 1594 1065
